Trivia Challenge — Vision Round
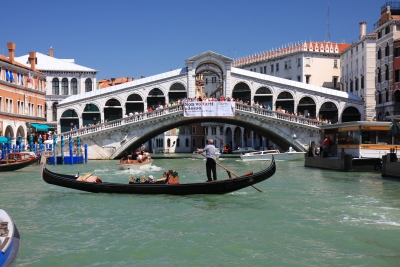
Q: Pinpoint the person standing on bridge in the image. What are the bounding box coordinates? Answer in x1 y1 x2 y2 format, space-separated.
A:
204 139 217 182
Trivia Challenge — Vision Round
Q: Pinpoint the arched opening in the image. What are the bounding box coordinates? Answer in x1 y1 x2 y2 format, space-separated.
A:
168 83 187 103
297 96 316 118
232 82 251 104
60 109 79 132
254 87 272 108
276 91 294 113
176 138 180 147
52 78 59 95
319 102 338 123
126 94 144 114
342 106 361 122
225 127 233 152
16 126 25 148
234 127 242 150
104 99 122 121
85 78 93 92
82 103 101 126
147 88 165 108
196 63 223 98
167 138 171 147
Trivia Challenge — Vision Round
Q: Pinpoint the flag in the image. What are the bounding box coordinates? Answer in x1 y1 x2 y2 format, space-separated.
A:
5 70 9 81
9 71 14 83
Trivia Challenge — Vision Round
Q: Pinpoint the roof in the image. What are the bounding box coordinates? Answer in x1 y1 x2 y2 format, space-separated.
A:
14 52 97 72
0 54 43 75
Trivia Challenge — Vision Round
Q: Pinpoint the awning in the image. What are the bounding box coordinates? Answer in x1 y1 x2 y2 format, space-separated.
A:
0 136 8 143
31 123 51 132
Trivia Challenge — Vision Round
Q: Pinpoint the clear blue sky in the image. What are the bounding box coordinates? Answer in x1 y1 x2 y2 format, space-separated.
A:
1 0 381 80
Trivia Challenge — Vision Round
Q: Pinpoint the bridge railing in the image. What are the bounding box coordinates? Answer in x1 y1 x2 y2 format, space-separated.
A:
60 105 184 139
235 103 328 127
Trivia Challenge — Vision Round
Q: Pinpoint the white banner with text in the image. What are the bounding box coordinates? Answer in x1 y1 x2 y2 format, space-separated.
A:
183 102 235 117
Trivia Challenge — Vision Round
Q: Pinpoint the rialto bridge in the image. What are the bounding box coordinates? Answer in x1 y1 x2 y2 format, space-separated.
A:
53 51 364 159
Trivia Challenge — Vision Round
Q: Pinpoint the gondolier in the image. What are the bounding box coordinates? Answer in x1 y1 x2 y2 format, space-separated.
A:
204 139 217 182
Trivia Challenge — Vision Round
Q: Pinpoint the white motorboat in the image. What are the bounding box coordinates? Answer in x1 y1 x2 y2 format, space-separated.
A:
240 149 306 161
232 147 258 154
117 159 153 170
192 149 221 159
0 209 20 267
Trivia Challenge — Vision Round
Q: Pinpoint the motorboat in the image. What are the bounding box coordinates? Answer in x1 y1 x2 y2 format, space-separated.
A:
0 152 39 172
192 149 221 159
41 158 276 195
117 158 153 170
240 149 306 161
0 209 20 267
232 147 258 154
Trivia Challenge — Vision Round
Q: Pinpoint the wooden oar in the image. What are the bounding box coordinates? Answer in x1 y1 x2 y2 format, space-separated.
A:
199 153 263 192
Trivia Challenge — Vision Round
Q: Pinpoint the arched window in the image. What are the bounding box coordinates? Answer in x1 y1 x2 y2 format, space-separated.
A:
377 48 381 60
85 78 92 92
167 138 171 147
52 78 59 95
62 78 69 95
385 43 390 57
71 78 78 95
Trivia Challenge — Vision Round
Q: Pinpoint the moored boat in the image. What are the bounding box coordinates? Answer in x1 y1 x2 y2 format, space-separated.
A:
41 157 276 195
240 150 306 161
0 152 39 172
0 209 21 267
232 147 258 154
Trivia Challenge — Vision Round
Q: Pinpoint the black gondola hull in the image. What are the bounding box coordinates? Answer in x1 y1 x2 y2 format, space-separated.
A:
41 158 276 195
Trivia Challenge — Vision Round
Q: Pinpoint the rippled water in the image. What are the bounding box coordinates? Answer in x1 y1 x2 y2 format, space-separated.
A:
1 156 400 266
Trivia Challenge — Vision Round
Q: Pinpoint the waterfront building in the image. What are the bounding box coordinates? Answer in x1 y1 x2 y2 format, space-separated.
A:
233 41 350 90
0 42 46 146
340 22 376 121
374 2 400 120
14 47 98 128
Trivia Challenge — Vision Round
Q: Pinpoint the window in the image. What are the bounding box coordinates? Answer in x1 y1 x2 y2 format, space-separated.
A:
38 104 43 117
305 58 310 66
167 139 171 147
260 67 262 73
333 77 338 88
276 63 279 71
284 61 287 69
52 78 59 95
288 60 291 68
385 25 390 34
62 78 69 95
385 65 389 80
185 138 189 147
378 92 382 104
356 45 358 52
205 78 208 84
270 64 274 72
192 138 196 147
0 96 2 112
297 58 301 66
386 90 389 102
71 78 78 95
176 138 180 147
85 78 92 92
385 43 389 57
334 59 338 68
350 80 353 92
212 127 216 135
355 78 358 91
297 76 301 82
192 126 196 134
0 67 2 80
378 30 382 39
395 47 400 57
361 76 364 89
351 49 353 55
378 68 382 83
250 69 252 72
212 77 216 83
6 99 13 113
305 75 310 84
377 48 381 60
264 66 266 73
17 101 23 114
396 70 400 82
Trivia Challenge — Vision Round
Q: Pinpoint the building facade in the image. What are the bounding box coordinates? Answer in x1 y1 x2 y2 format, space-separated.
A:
374 3 400 120
340 22 377 121
14 47 98 128
233 41 351 89
0 42 47 145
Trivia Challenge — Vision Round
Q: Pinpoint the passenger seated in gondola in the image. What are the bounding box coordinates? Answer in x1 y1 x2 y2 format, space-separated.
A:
155 170 179 184
77 173 103 183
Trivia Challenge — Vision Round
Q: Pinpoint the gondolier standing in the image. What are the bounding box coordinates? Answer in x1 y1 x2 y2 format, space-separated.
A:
204 139 217 182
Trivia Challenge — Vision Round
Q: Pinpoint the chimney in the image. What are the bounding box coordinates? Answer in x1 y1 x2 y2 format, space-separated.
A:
359 21 367 40
7 42 16 62
111 78 115 86
29 52 36 71
49 46 53 57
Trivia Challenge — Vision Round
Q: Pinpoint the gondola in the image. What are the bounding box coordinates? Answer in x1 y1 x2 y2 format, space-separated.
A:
0 209 21 267
41 157 276 195
0 152 40 172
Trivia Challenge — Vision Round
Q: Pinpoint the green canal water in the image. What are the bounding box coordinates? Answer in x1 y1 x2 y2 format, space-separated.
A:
1 156 400 266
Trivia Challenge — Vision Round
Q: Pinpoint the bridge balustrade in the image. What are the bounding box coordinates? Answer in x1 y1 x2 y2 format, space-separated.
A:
235 103 327 127
60 105 184 140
